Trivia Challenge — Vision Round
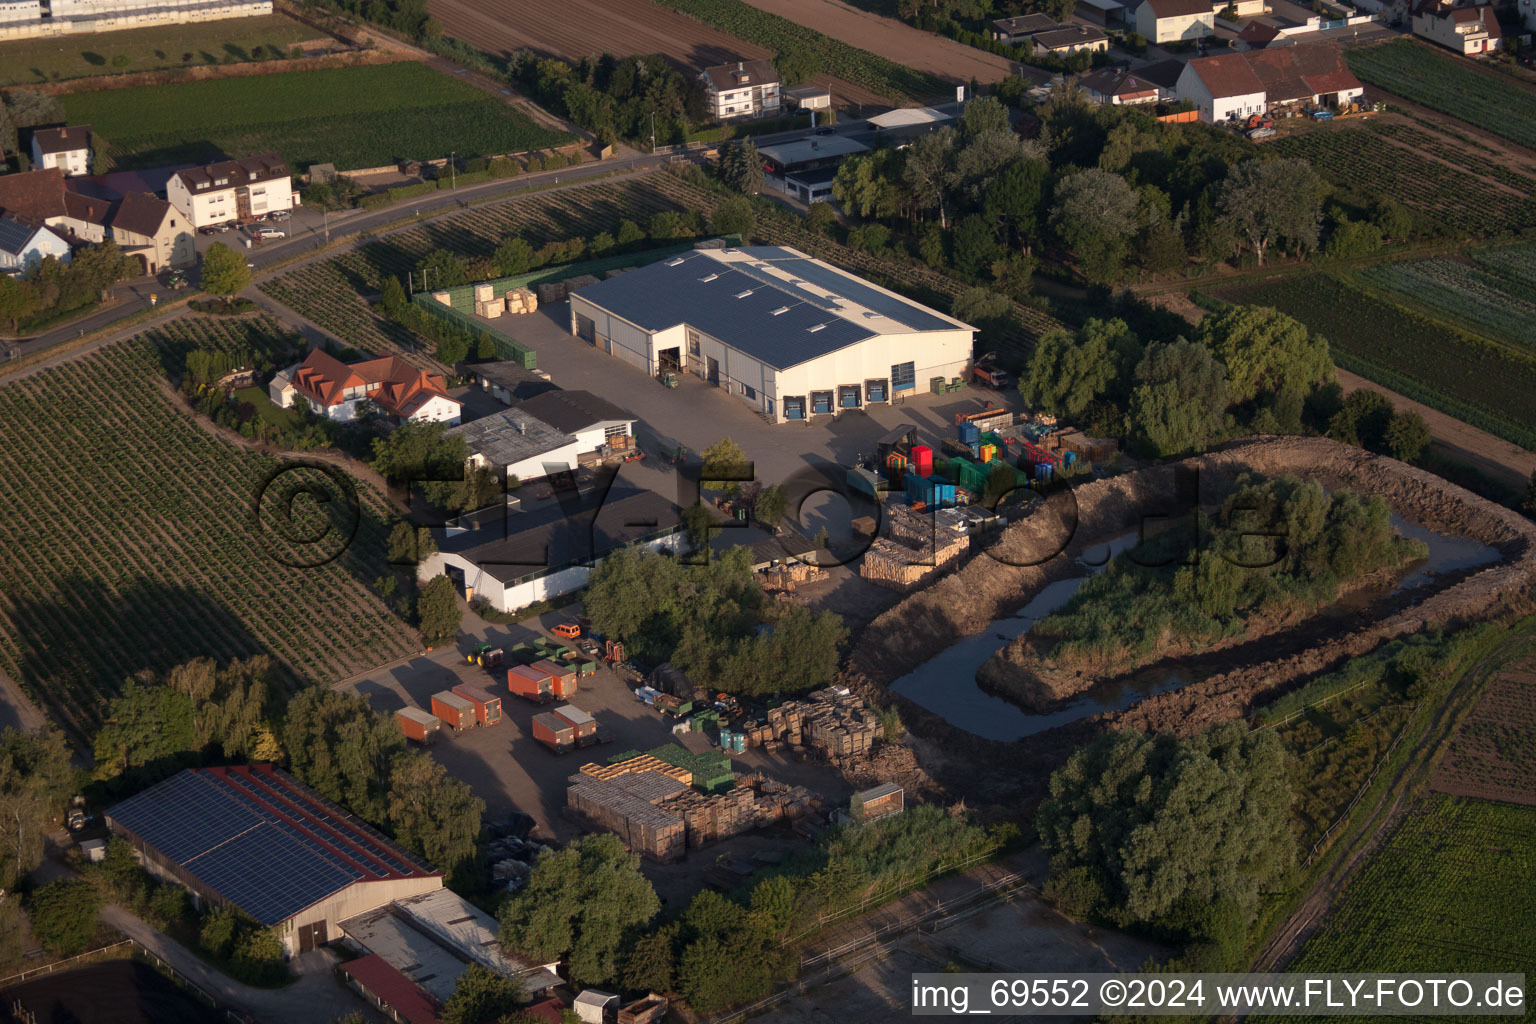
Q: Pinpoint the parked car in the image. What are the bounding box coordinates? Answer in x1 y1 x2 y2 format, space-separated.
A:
198 225 219 236
814 125 836 136
268 209 291 221
255 227 286 240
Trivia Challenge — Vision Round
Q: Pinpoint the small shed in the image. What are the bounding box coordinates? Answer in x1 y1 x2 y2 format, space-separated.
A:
782 83 832 109
78 838 107 863
574 989 620 1024
854 782 905 820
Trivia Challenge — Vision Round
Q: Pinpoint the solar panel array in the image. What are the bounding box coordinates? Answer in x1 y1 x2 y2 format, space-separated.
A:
107 767 435 926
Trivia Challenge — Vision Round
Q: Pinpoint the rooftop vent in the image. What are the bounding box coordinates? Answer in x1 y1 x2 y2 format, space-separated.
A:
770 306 791 316
862 311 882 318
667 257 686 266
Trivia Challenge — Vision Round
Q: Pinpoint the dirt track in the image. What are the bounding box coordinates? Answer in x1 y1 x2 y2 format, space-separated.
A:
427 0 889 108
844 435 1536 809
739 0 1015 85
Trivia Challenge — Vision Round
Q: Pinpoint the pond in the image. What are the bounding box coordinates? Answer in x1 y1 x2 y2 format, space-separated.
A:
889 517 1501 741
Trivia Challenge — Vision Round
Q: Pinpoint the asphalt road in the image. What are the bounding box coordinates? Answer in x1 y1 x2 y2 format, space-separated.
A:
5 149 667 363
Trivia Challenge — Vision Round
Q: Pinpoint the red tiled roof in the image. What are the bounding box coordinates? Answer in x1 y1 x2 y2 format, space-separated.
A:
1239 20 1280 44
293 349 460 418
1079 67 1160 98
525 998 565 1024
1144 0 1214 18
341 955 441 1024
0 168 67 222
1186 53 1266 98
1247 43 1361 101
111 192 174 238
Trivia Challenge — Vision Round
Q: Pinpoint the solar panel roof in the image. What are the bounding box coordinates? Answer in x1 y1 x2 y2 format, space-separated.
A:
107 766 437 925
575 247 969 370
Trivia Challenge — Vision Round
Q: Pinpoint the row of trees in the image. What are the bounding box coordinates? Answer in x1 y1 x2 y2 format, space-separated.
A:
0 243 141 333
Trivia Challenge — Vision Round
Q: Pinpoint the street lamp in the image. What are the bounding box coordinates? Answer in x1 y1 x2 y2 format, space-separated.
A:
449 151 456 190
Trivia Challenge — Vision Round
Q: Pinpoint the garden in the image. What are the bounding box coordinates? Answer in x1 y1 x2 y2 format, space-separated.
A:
0 317 419 745
1429 660 1536 807
1208 273 1536 451
1356 245 1536 352
1346 39 1536 152
61 61 572 172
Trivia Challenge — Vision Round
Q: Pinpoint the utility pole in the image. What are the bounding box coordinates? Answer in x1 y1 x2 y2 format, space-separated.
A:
449 151 456 190
650 110 657 154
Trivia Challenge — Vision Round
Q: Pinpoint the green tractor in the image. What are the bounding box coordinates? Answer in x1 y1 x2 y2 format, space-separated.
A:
466 642 504 668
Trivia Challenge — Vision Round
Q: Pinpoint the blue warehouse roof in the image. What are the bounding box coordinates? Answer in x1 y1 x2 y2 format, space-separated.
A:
572 248 966 371
107 766 438 925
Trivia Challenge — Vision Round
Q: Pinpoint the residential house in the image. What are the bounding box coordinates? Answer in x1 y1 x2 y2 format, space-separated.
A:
29 125 92 177
281 349 462 424
110 192 195 272
1176 44 1362 122
1076 0 1130 27
0 167 67 225
1031 23 1111 53
1411 0 1501 54
514 389 637 456
58 190 112 243
1078 67 1162 104
1135 58 1190 99
1137 0 1217 40
0 215 70 273
991 12 1057 41
699 60 781 120
167 153 295 228
1236 20 1282 48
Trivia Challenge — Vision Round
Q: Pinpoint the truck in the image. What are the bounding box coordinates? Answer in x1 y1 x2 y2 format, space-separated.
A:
452 683 503 726
531 712 575 753
508 665 556 704
970 354 1012 389
431 690 476 732
396 707 442 744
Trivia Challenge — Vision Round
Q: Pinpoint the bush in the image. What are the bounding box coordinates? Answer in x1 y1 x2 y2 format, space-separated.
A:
27 880 102 956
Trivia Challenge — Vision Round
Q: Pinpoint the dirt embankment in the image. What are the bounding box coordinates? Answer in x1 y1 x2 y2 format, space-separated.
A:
843 435 1536 806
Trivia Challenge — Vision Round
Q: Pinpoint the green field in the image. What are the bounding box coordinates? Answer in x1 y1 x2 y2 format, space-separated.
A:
1290 795 1536 984
1347 39 1536 151
61 61 571 172
1358 246 1536 351
1209 272 1536 452
0 14 315 86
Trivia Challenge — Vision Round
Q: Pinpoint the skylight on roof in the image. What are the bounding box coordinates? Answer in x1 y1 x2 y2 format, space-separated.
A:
667 257 686 266
771 306 791 315
699 273 720 282
807 324 826 333
735 289 754 298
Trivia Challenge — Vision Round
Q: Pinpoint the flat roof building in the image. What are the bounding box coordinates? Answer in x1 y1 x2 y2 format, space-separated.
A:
447 407 581 485
568 246 975 423
106 765 442 958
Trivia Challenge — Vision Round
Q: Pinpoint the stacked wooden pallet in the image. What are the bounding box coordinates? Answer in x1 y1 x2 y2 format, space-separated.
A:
758 562 828 594
581 754 692 786
504 287 538 315
803 693 878 758
566 770 688 862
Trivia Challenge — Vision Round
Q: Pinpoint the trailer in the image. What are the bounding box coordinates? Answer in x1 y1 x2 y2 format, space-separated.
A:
618 995 669 1024
529 659 579 700
396 707 442 744
508 665 555 704
431 690 476 732
451 683 503 727
531 712 575 753
553 704 598 747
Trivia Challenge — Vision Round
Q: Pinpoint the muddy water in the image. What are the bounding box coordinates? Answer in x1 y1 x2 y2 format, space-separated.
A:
890 517 1500 741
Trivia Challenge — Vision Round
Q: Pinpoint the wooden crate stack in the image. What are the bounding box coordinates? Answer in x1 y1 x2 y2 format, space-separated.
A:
580 754 692 786
503 286 537 315
566 770 688 862
803 694 878 758
758 562 827 594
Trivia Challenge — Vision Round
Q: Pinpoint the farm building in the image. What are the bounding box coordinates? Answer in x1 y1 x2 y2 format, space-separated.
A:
276 349 462 424
1136 0 1215 41
568 246 975 423
166 153 294 229
419 485 685 613
515 390 636 457
467 362 560 406
105 765 442 958
341 888 561 1007
29 126 92 177
0 0 271 40
781 84 833 110
1076 0 1129 26
447 407 581 485
699 59 781 120
757 135 869 177
1411 0 1501 54
1176 44 1363 122
1077 67 1161 104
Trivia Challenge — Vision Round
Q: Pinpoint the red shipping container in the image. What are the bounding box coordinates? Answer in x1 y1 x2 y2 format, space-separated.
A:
552 704 596 742
431 690 476 732
452 683 502 726
910 444 934 478
507 665 554 703
530 659 579 700
396 707 441 744
531 712 574 752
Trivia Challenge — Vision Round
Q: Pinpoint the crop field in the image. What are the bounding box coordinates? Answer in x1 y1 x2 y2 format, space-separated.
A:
60 61 571 173
1430 662 1536 807
1290 795 1536 984
1347 39 1536 152
1357 251 1536 351
0 317 418 743
0 14 316 86
1272 121 1536 235
1209 274 1536 451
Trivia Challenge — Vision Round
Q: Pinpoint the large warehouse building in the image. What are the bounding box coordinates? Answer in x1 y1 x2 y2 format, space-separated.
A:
106 765 443 957
568 246 975 422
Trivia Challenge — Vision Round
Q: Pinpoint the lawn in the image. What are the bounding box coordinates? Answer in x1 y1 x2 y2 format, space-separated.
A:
60 61 572 173
1289 795 1536 985
234 384 302 430
1208 273 1536 452
0 15 316 86
1347 38 1536 152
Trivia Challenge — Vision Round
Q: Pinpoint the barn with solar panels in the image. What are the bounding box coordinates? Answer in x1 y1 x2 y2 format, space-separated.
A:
567 246 976 422
105 765 443 958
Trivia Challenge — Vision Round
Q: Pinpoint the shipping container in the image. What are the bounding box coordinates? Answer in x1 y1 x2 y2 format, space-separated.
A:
910 444 934 478
532 712 575 753
530 659 579 699
553 704 597 745
958 421 980 444
508 665 555 703
395 707 441 744
564 655 598 677
452 683 502 726
431 690 476 732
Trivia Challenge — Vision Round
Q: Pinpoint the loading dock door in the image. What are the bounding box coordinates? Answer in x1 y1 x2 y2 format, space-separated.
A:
298 920 328 952
575 314 595 342
784 396 804 420
707 356 720 386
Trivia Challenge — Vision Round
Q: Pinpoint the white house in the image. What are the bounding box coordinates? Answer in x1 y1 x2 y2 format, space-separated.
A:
167 153 294 229
108 191 195 273
421 487 687 614
1177 44 1363 122
281 349 462 424
568 246 975 423
1137 0 1216 41
0 215 70 273
1031 23 1111 53
30 125 91 177
699 59 781 120
1078 67 1162 104
1411 0 1501 54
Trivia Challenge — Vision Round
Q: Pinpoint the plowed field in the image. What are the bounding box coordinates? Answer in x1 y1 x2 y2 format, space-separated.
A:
428 0 889 108
1431 663 1536 807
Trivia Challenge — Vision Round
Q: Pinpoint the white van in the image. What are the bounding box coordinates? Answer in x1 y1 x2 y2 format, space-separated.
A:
255 227 287 240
